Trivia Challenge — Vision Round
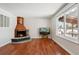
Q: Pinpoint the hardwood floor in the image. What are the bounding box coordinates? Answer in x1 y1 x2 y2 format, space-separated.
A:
0 38 70 55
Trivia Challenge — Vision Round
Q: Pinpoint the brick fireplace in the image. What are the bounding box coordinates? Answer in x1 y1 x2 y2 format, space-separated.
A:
12 17 30 43
15 17 26 37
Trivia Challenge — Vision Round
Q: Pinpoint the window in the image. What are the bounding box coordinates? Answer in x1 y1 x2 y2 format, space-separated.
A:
0 14 9 27
56 4 79 43
56 15 65 35
65 7 78 39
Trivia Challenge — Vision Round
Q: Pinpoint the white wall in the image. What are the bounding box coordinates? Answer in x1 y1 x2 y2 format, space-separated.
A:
51 3 79 54
24 18 51 38
0 8 16 47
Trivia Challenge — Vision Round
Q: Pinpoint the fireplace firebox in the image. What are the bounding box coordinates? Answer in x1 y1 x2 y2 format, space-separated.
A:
15 30 26 37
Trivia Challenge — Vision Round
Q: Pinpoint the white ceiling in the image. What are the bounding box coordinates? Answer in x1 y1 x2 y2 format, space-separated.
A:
0 3 64 18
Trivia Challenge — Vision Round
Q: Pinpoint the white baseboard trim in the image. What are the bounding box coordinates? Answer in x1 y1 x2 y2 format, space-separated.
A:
31 37 52 39
0 41 11 47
